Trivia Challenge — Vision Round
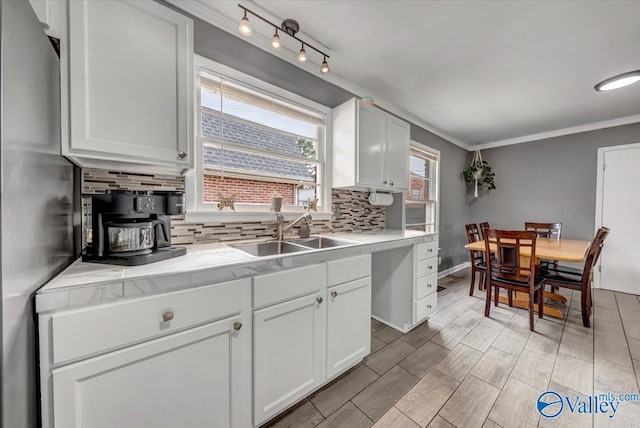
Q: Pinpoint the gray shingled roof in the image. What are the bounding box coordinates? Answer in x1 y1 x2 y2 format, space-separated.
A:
202 110 313 181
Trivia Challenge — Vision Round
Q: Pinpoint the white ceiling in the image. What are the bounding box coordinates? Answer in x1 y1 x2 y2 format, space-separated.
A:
194 1 640 148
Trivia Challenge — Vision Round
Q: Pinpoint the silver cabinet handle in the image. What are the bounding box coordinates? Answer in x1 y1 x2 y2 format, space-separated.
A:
427 304 432 309
178 150 187 159
316 296 323 304
331 291 338 298
162 311 174 322
233 322 243 331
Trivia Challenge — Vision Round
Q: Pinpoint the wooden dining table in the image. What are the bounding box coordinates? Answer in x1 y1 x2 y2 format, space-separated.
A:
465 237 591 318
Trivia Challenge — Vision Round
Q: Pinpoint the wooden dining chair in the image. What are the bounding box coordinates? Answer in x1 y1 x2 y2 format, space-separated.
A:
525 222 562 239
479 222 490 238
484 229 545 331
540 227 610 328
465 223 486 296
525 222 563 288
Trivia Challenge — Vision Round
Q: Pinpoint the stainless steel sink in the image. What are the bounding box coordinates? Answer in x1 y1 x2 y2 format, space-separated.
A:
231 241 310 257
287 236 355 249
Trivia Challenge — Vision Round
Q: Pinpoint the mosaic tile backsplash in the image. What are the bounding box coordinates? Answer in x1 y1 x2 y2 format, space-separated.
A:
82 169 386 246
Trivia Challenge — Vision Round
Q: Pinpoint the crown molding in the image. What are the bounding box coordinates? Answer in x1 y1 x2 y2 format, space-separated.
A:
477 114 640 151
167 0 469 150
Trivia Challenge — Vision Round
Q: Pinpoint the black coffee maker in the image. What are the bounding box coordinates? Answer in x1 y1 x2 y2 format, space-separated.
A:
83 190 187 265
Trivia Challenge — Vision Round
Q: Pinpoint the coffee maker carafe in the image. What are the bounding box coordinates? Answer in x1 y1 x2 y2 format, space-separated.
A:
83 190 186 265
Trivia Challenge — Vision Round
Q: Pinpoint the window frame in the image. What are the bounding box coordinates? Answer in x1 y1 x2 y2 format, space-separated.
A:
185 55 333 222
404 141 440 233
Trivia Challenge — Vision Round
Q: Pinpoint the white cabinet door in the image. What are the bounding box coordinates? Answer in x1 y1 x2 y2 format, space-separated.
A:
253 293 326 425
387 115 411 190
357 103 387 187
66 0 193 168
52 316 247 428
326 277 371 379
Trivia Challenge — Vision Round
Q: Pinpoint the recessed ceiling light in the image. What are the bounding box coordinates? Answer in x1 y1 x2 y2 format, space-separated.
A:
595 70 640 92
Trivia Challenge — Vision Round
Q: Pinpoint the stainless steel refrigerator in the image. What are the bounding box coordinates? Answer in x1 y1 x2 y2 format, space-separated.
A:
1 1 78 427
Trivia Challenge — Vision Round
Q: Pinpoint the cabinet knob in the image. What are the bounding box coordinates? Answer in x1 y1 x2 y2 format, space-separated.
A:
427 304 432 309
390 182 394 186
428 265 433 270
427 283 432 288
233 322 243 331
162 311 174 322
383 180 387 184
331 291 338 298
316 296 323 304
428 248 433 253
178 150 187 159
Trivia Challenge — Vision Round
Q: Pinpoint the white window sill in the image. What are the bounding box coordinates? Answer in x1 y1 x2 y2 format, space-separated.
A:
183 210 333 224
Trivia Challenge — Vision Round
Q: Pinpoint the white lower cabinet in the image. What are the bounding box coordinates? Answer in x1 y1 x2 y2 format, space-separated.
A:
253 293 326 425
326 277 371 379
52 316 246 428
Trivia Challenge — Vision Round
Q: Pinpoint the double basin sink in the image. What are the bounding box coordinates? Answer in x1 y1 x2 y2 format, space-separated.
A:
231 236 355 257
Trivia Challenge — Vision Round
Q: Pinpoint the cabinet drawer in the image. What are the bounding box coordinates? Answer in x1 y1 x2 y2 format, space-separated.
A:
416 259 437 278
415 272 438 300
415 241 439 261
51 279 246 365
327 254 371 286
253 264 326 308
414 292 438 324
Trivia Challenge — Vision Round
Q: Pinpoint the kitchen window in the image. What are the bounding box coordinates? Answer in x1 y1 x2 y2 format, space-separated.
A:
187 56 332 221
405 145 439 233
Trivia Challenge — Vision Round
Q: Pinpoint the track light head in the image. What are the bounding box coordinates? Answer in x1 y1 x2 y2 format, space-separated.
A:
239 12 252 36
321 57 330 74
271 30 281 49
298 44 307 62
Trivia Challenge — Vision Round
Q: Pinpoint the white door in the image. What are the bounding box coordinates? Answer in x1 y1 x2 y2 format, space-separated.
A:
52 317 247 428
326 277 371 379
597 144 640 294
387 116 411 191
253 293 326 425
67 0 192 167
357 103 387 187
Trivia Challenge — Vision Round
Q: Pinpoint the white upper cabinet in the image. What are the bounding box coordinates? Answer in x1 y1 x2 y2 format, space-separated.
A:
62 0 193 171
332 98 410 192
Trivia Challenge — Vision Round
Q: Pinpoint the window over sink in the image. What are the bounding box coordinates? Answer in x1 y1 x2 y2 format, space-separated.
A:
186 56 332 221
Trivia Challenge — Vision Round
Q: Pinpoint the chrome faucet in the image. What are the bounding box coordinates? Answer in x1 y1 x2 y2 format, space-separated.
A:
275 212 312 240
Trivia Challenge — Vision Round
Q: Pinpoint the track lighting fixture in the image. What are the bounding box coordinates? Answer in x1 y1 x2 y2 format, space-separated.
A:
298 44 307 62
271 29 281 49
238 10 252 36
237 4 330 75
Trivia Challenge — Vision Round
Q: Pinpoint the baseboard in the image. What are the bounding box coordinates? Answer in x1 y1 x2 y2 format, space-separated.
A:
438 262 471 279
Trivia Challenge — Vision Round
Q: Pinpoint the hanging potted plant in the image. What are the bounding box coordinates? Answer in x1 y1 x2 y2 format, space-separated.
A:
462 148 496 197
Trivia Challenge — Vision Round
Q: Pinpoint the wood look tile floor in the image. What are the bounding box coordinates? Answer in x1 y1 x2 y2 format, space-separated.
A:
263 269 640 428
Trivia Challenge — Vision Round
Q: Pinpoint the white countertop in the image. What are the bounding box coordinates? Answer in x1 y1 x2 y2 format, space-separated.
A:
36 230 437 313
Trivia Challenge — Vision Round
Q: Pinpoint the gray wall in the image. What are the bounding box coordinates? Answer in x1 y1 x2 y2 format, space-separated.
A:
469 122 640 240
162 2 472 272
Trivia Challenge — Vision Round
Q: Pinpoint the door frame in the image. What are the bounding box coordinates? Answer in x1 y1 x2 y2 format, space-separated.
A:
594 142 640 288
